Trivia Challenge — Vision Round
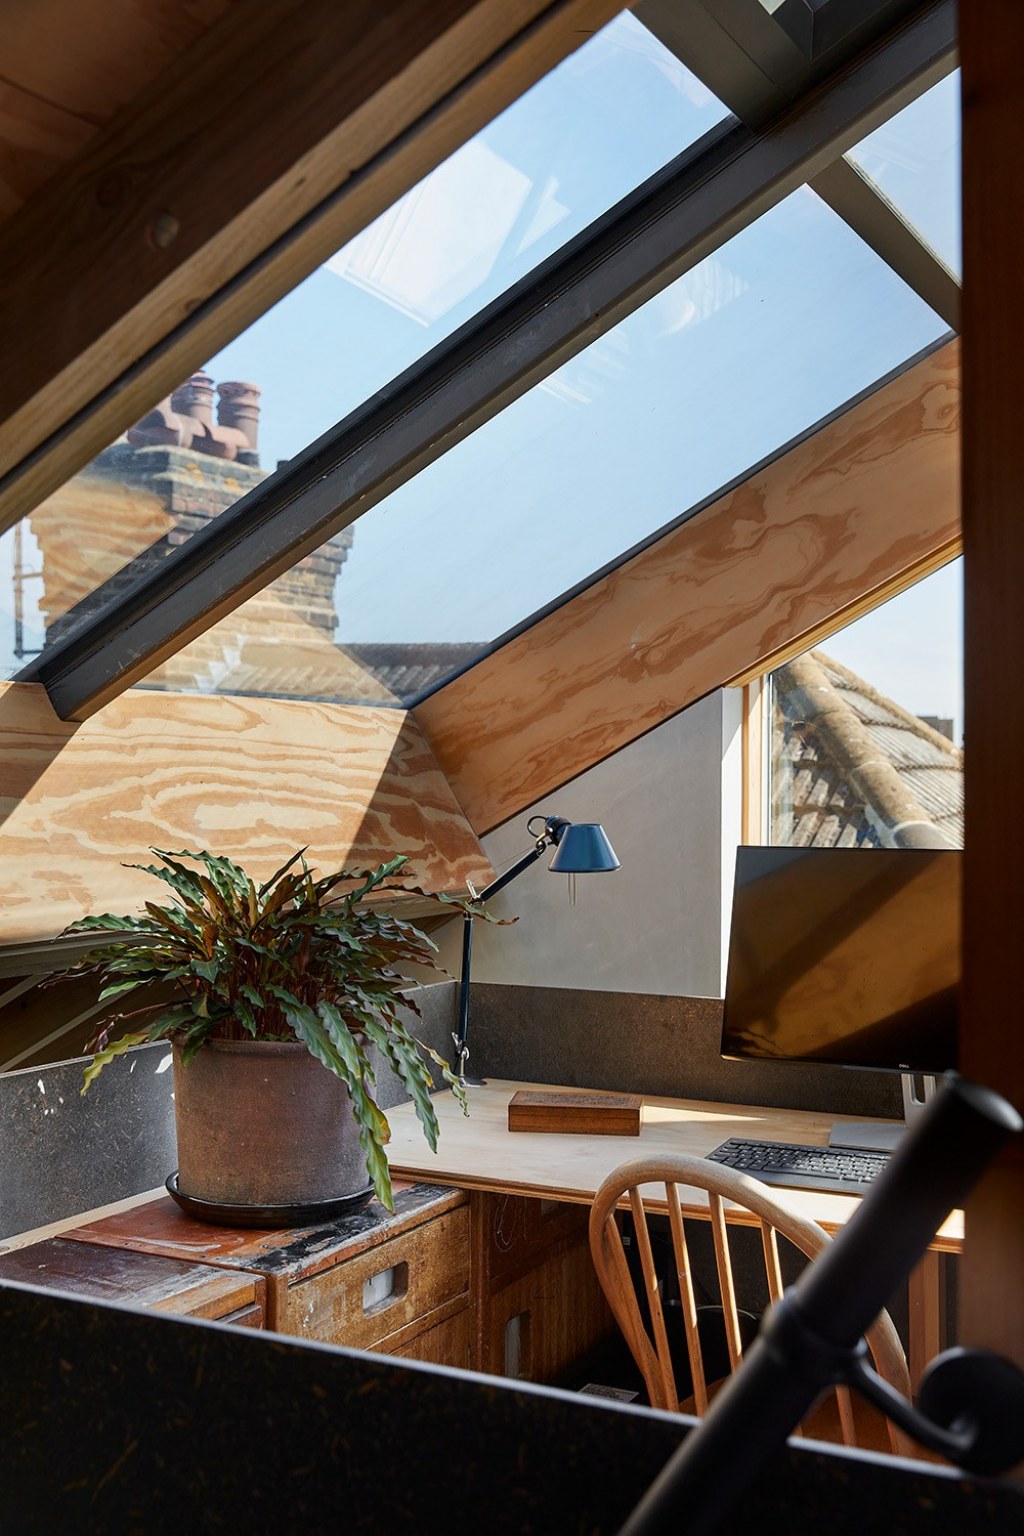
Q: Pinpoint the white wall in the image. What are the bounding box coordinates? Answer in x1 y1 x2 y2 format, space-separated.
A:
436 690 742 998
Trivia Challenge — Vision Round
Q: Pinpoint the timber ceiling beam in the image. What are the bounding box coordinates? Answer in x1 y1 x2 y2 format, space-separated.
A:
0 0 622 531
414 339 961 835
19 0 955 722
959 0 1024 1368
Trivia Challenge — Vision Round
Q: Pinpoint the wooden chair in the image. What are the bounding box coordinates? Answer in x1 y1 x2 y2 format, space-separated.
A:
589 1153 914 1457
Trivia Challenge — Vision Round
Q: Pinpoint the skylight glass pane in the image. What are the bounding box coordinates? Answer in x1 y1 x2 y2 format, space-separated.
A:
135 188 948 707
847 71 961 275
1 14 728 681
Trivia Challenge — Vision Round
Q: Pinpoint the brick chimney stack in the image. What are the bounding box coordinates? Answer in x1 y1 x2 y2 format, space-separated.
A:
217 381 260 467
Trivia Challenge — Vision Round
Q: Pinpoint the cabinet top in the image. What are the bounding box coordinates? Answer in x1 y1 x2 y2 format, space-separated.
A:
62 1180 465 1285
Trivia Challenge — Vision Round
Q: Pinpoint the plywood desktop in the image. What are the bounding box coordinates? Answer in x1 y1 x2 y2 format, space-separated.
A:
386 1078 964 1251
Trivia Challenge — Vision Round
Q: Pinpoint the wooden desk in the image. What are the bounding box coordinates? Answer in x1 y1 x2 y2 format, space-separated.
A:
386 1080 963 1387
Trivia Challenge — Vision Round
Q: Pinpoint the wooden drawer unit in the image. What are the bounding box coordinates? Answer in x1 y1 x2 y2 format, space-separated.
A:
278 1204 470 1350
62 1181 469 1349
471 1192 613 1383
382 1304 475 1370
474 1190 591 1291
479 1233 612 1383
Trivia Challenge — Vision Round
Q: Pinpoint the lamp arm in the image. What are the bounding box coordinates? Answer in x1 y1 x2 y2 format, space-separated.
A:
475 839 550 904
452 821 567 1079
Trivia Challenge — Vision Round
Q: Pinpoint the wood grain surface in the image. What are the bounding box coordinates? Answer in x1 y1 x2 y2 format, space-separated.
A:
0 2 233 131
65 1183 467 1335
508 1088 643 1135
278 1205 470 1350
0 682 493 942
0 80 96 222
416 341 961 833
386 1079 965 1251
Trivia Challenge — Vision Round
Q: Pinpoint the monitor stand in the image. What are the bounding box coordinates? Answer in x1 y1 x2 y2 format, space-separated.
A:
828 1074 938 1153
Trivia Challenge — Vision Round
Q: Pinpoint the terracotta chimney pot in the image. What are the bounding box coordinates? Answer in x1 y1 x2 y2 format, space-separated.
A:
171 371 215 427
217 381 260 464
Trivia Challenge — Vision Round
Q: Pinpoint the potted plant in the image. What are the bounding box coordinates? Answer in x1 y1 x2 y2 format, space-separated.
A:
63 846 473 1220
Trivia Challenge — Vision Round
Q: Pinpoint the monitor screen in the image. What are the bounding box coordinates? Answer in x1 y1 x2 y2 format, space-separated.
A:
721 846 960 1075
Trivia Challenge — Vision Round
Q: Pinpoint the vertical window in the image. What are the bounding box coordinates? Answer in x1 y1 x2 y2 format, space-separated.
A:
768 561 963 848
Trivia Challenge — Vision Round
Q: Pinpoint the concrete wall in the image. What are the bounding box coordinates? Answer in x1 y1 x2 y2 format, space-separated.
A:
436 691 743 998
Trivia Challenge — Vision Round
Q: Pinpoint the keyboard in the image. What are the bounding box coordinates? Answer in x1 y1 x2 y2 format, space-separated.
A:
706 1138 890 1196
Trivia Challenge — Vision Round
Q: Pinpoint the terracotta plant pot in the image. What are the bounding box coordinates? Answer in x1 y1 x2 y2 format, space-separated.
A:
172 1039 370 1208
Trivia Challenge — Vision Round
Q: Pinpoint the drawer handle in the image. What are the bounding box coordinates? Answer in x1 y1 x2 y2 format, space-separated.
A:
362 1262 409 1316
504 1310 532 1378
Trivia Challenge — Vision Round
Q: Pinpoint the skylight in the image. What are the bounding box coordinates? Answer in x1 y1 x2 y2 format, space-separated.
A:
0 14 729 682
149 187 948 707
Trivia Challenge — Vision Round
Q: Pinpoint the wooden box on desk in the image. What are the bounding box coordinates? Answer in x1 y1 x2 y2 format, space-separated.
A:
508 1088 642 1136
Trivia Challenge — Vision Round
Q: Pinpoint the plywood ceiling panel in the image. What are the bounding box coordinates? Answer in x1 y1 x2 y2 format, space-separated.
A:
0 682 492 943
0 1 234 126
0 80 96 219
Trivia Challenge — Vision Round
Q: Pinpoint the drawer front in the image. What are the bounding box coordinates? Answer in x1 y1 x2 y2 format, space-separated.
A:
279 1205 470 1349
221 1301 265 1330
383 1307 474 1371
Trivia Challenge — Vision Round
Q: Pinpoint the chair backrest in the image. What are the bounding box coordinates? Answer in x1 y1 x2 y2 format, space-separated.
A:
589 1153 913 1456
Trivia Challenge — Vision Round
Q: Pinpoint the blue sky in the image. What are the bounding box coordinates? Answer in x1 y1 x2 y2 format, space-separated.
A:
1 14 962 730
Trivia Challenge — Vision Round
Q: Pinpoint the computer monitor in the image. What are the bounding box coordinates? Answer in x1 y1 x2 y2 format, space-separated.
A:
722 847 959 1120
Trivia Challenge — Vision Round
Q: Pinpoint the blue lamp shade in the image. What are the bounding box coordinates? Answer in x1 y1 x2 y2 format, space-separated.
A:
548 822 620 874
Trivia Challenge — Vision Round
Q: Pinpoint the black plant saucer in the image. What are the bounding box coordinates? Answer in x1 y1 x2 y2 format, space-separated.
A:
165 1171 375 1229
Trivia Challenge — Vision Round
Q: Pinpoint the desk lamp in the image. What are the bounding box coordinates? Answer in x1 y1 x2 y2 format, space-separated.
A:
453 814 620 1086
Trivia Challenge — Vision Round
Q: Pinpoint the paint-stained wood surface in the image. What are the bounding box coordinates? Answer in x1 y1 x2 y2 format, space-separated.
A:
959 4 1024 1369
0 0 619 529
416 342 961 833
278 1204 471 1350
0 1235 264 1322
65 1183 467 1339
0 682 493 943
